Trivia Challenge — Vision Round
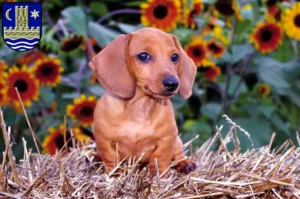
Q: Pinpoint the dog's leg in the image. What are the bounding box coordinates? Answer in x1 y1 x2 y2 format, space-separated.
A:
173 136 196 174
94 133 120 174
149 137 175 177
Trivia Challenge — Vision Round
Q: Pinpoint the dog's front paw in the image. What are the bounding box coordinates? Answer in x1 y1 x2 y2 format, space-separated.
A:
174 160 196 174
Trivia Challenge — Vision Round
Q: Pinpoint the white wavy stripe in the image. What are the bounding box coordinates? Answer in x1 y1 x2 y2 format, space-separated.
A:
11 45 33 50
6 41 38 45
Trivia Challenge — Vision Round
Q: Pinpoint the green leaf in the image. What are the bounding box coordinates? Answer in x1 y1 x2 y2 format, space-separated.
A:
234 117 271 149
90 2 109 16
125 1 145 7
287 90 300 108
219 74 248 97
171 95 187 110
258 105 274 119
117 23 140 33
242 103 258 118
61 6 87 35
231 44 254 64
88 22 120 46
250 1 261 24
62 92 81 99
40 87 55 105
183 120 212 134
88 85 106 96
272 36 295 62
240 8 253 20
201 103 222 121
270 113 291 136
55 85 76 113
235 20 252 40
172 28 194 45
255 57 290 90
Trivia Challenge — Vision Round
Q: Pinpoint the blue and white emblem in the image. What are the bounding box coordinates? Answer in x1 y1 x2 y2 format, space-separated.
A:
2 2 42 52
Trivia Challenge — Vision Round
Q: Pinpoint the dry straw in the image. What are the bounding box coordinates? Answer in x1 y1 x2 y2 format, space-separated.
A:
0 94 299 198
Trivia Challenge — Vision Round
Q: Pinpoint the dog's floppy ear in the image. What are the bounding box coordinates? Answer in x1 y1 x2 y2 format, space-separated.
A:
172 36 197 99
88 34 135 99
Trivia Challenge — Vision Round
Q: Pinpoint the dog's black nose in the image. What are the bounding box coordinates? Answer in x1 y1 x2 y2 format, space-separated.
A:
163 76 179 92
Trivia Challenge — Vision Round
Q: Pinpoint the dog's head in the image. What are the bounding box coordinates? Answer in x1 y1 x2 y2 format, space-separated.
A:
89 28 197 100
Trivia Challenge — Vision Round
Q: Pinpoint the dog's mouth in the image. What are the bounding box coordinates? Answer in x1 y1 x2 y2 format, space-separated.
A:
143 85 175 98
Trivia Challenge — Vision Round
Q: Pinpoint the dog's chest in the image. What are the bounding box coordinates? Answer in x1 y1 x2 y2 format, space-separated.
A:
98 96 175 154
106 108 163 158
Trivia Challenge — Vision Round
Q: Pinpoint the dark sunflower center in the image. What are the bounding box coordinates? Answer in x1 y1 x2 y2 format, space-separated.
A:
193 48 202 57
266 0 277 6
153 5 168 19
261 30 272 42
62 36 83 52
93 45 102 53
208 24 215 30
54 133 72 150
14 80 28 92
208 43 221 53
41 65 53 77
79 107 93 117
215 0 235 16
294 14 300 28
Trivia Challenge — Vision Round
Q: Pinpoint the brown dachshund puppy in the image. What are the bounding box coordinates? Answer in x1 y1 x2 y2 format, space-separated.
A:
88 28 197 176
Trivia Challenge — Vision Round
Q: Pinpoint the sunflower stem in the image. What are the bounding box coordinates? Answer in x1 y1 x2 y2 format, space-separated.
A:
97 9 141 24
44 9 63 40
58 19 69 37
74 58 85 93
223 18 238 114
232 52 256 96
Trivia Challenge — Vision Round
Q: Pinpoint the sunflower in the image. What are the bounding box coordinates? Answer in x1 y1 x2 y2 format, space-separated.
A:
66 95 97 126
184 37 213 67
212 25 230 45
5 66 39 108
16 50 45 66
255 83 271 97
249 19 283 54
42 124 90 155
183 10 197 28
61 35 83 52
42 124 70 155
141 0 181 31
82 37 103 53
0 79 8 106
215 0 243 20
192 0 203 16
0 60 8 78
206 40 226 58
83 38 105 60
183 0 203 28
201 13 218 36
33 57 63 86
282 2 300 40
72 126 91 143
204 65 221 82
265 0 281 19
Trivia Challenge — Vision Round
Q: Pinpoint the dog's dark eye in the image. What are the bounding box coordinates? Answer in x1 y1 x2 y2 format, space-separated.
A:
171 53 179 63
137 52 151 63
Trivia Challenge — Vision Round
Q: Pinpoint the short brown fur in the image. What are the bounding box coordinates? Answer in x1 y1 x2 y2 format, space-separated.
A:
89 28 197 175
